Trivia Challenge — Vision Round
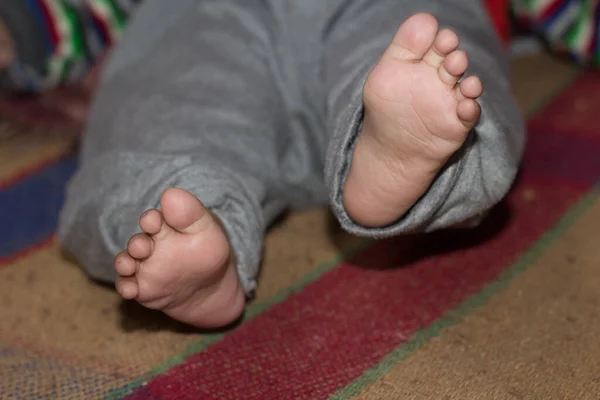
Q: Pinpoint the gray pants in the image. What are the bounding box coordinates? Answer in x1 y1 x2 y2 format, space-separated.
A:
58 0 524 295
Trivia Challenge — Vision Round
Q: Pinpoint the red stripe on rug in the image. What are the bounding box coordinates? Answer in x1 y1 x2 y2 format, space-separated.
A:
0 153 69 190
123 119 598 399
0 235 54 267
527 72 600 143
125 186 579 400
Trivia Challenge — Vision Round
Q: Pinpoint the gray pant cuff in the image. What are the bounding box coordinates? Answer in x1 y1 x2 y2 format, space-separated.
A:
326 99 465 239
58 156 265 297
200 180 265 297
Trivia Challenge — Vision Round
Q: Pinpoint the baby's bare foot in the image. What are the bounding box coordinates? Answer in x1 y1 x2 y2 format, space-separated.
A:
0 19 15 69
344 13 483 227
114 188 245 328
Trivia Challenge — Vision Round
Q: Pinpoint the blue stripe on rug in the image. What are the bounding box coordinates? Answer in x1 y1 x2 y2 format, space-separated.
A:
0 155 77 259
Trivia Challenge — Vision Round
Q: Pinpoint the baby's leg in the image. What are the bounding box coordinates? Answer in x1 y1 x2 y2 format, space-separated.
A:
59 0 290 328
324 0 525 235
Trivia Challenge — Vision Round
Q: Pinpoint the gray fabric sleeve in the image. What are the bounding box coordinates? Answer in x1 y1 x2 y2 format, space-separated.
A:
57 0 289 296
58 150 271 296
325 0 525 237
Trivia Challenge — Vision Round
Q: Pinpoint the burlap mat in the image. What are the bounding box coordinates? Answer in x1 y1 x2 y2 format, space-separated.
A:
2 52 598 399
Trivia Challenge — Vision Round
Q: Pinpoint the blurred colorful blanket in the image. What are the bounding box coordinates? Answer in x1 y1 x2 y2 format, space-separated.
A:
512 0 600 66
2 52 600 399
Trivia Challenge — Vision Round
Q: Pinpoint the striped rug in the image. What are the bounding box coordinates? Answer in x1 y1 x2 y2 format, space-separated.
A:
2 52 599 399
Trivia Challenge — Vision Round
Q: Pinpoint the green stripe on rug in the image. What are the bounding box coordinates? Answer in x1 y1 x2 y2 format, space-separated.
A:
329 189 599 400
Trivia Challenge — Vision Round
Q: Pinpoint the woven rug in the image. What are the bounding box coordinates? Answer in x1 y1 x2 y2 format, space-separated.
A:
1 52 599 399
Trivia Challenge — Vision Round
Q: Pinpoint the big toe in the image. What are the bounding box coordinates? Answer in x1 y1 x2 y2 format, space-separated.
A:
160 188 214 234
386 13 438 62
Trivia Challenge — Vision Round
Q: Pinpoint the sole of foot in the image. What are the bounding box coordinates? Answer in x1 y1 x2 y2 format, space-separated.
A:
343 13 483 228
114 188 246 329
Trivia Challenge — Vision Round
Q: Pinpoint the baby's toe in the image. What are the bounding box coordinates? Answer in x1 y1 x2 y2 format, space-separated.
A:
116 276 139 300
139 209 165 235
160 188 213 234
114 251 138 276
457 98 481 129
423 29 459 68
456 75 483 100
439 50 468 86
127 233 154 260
